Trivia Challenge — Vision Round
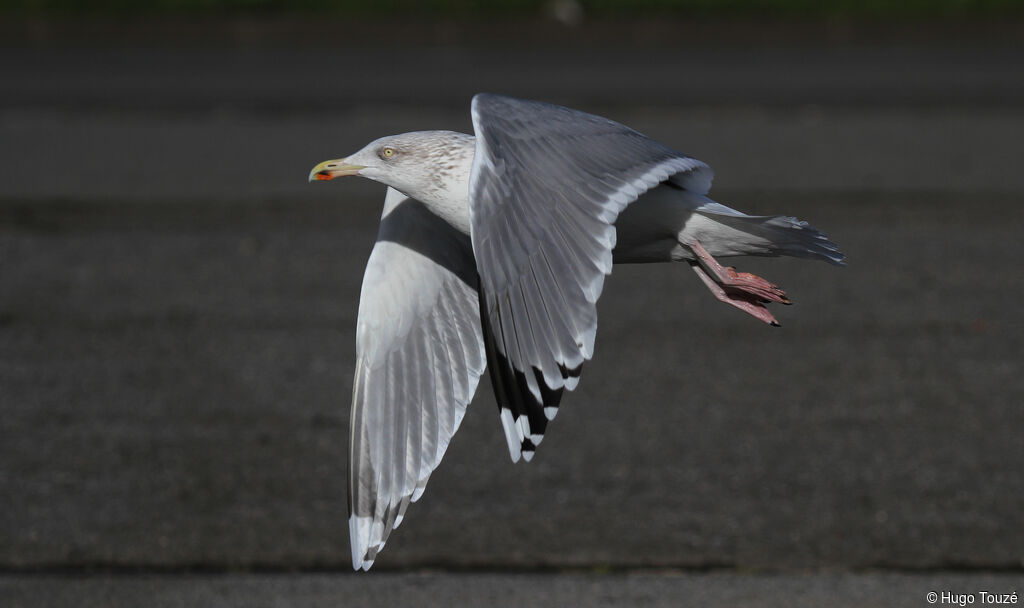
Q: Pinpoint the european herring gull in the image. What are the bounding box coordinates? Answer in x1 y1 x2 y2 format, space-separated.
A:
308 94 845 570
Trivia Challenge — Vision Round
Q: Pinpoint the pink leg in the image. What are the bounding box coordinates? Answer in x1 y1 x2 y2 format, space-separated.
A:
690 263 781 326
689 240 791 305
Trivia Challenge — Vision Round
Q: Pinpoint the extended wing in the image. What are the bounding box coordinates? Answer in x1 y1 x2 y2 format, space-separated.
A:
468 93 712 462
348 187 485 569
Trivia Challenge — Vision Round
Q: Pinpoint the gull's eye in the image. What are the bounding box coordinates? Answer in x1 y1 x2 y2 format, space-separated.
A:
380 147 396 159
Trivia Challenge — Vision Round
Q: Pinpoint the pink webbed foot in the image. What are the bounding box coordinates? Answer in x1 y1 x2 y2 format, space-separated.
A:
688 240 791 326
690 263 781 326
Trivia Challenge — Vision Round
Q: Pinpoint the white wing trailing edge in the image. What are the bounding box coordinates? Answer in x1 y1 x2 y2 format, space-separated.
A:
348 187 485 570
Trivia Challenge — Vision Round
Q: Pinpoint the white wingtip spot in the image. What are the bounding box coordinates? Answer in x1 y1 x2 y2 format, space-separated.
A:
349 515 371 571
522 450 535 462
499 408 522 462
544 406 559 420
515 415 530 442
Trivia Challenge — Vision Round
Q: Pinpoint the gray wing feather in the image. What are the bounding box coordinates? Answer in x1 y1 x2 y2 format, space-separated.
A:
349 187 485 570
469 94 712 462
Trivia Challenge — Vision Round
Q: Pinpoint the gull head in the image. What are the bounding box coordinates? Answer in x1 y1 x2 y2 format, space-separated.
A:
308 130 476 204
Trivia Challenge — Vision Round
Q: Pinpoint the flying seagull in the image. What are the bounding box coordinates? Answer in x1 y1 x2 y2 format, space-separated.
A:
309 94 844 570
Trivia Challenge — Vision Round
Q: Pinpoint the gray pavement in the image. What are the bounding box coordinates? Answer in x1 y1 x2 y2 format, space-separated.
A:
3 192 1022 573
4 572 1024 608
2 28 1023 605
4 38 1024 112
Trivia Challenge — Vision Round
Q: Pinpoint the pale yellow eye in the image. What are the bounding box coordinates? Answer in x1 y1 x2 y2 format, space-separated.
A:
381 147 396 159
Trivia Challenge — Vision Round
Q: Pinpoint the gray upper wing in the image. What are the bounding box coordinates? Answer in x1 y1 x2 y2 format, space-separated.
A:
468 93 712 462
349 187 485 570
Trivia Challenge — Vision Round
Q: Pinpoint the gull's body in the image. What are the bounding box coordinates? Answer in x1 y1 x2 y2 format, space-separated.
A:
309 94 844 570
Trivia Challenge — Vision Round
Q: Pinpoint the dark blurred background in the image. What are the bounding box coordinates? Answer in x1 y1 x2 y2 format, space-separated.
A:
2 1 1023 606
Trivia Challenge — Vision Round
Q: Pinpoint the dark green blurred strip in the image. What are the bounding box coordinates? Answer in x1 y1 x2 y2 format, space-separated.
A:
2 0 1023 17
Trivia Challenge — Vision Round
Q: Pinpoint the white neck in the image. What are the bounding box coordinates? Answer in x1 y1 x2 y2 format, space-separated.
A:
401 132 476 236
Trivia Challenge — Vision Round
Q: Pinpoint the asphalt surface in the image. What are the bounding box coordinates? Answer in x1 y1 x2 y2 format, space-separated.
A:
3 572 1023 608
2 25 1023 605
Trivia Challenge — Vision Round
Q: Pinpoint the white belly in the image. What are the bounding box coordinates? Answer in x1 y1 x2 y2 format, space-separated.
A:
612 184 700 264
613 184 773 264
